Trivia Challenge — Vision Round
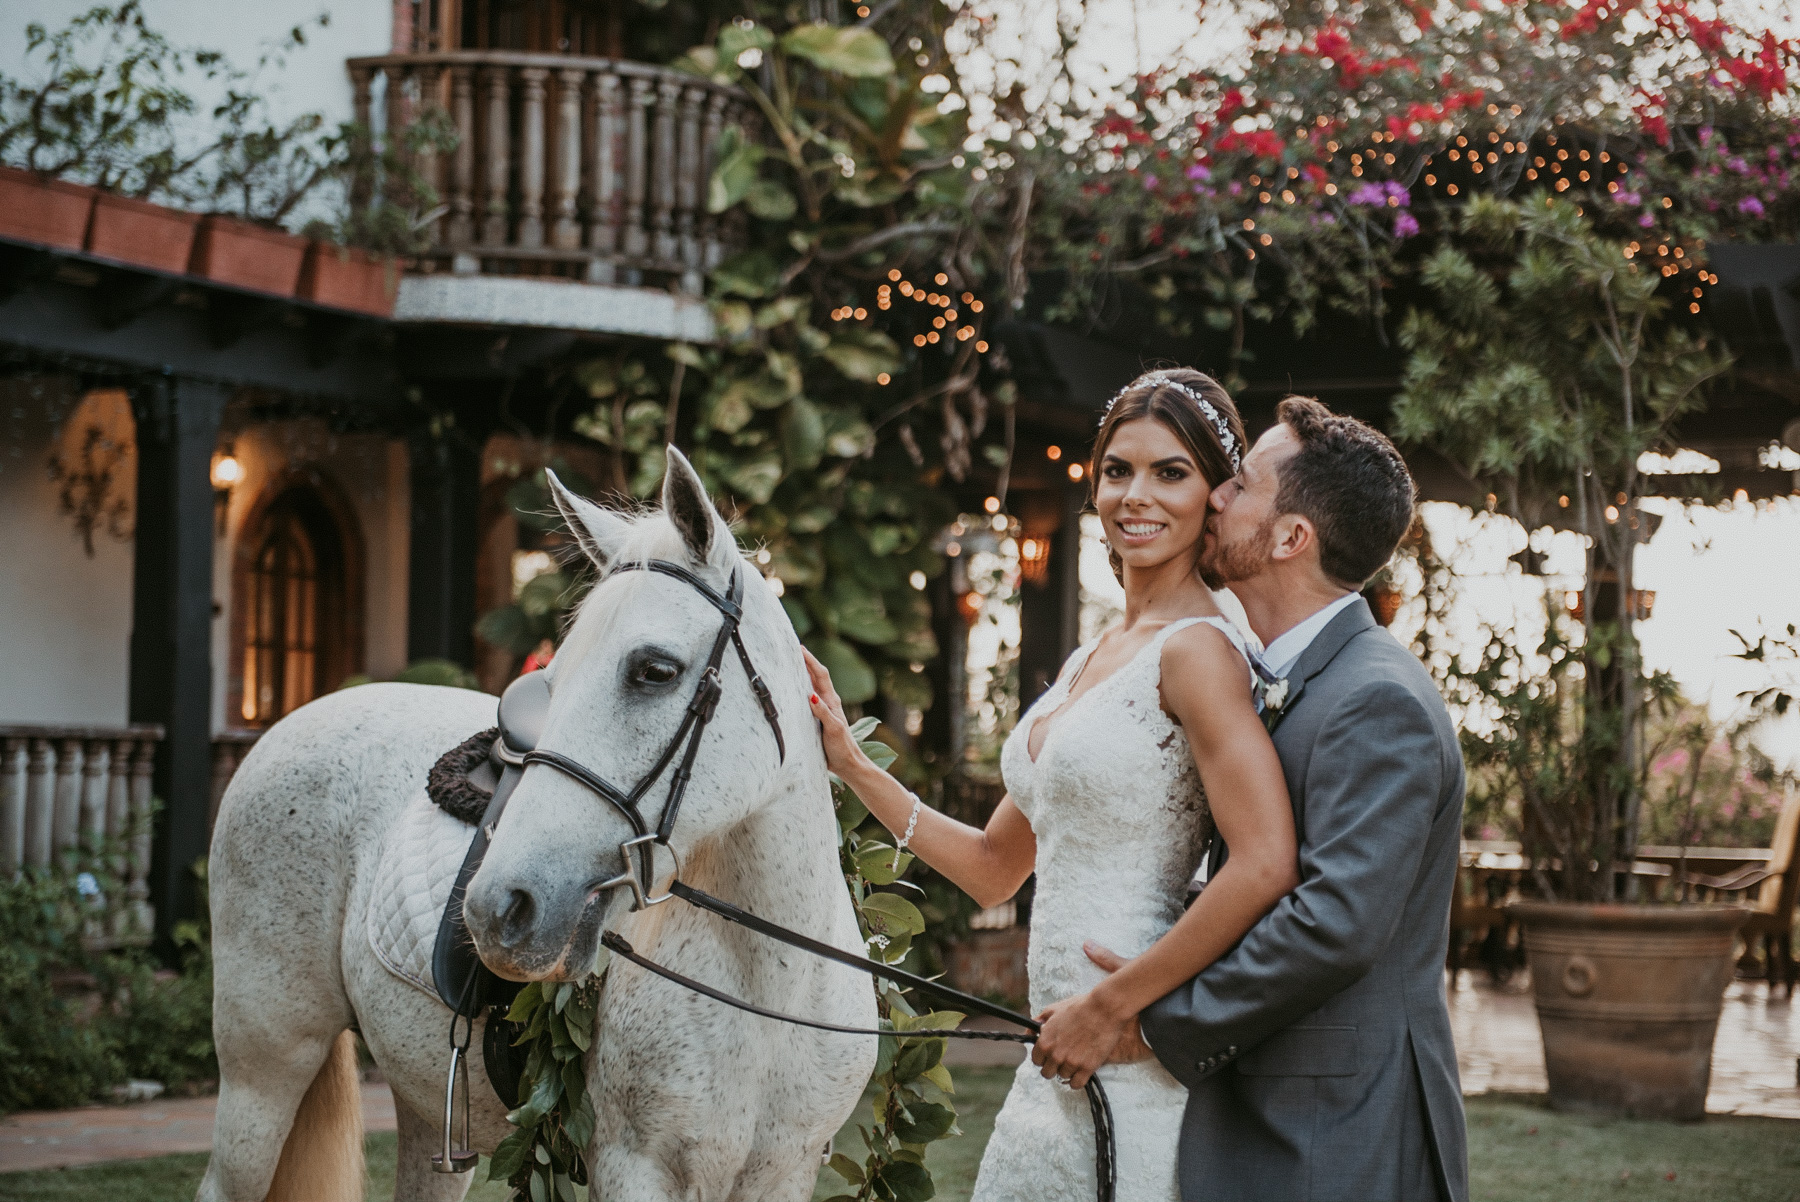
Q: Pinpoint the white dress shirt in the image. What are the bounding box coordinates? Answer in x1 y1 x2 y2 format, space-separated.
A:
1259 592 1360 680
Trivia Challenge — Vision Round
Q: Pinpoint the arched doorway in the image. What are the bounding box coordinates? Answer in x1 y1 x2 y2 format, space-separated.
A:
232 482 363 726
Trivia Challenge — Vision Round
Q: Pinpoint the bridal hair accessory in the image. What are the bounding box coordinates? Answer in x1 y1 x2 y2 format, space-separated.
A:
1101 374 1241 472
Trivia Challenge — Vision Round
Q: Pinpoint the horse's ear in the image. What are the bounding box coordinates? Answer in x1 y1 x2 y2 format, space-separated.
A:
661 445 733 570
547 470 629 570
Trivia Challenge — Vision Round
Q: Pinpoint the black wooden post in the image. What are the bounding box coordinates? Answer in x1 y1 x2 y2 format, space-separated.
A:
407 427 481 667
920 553 969 772
1015 482 1084 710
129 374 225 952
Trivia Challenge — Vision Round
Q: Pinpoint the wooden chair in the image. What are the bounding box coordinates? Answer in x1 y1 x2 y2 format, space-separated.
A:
1702 787 1800 997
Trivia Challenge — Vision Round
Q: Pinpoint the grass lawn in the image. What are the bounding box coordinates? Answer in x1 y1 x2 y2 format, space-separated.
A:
5 1073 1797 1202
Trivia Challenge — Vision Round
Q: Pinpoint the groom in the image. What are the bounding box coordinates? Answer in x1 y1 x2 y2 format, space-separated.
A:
1095 396 1469 1201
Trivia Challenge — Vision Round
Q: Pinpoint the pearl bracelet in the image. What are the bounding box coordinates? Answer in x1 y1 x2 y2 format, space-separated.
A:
891 792 923 869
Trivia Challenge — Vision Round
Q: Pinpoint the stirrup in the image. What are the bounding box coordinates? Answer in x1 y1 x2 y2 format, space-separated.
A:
431 1020 479 1173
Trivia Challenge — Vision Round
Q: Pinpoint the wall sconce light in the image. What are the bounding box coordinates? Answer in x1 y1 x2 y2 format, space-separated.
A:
210 444 242 535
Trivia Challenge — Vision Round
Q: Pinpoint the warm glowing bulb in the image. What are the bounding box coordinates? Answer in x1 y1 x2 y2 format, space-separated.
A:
1046 445 1062 461
983 496 1001 514
211 454 242 488
1067 463 1085 481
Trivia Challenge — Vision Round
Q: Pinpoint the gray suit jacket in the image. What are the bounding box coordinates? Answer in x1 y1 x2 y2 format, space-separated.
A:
1141 599 1469 1202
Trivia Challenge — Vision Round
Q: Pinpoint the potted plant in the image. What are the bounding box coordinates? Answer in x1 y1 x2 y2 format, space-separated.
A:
0 165 95 251
1394 197 1756 1120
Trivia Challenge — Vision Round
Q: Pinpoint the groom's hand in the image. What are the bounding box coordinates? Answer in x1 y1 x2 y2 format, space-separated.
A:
1084 943 1155 1067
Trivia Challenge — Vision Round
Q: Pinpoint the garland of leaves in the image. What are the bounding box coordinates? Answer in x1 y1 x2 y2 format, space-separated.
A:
484 723 960 1201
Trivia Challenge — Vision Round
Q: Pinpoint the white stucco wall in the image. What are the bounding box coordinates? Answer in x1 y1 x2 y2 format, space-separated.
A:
2 2 394 130
0 377 135 726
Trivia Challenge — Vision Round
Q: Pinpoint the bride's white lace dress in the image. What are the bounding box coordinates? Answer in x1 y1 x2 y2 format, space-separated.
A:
970 615 1248 1202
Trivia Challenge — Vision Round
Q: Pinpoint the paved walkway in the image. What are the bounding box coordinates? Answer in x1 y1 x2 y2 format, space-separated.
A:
3 974 1795 1174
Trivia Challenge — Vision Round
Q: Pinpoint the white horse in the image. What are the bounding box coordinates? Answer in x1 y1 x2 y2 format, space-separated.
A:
198 447 876 1201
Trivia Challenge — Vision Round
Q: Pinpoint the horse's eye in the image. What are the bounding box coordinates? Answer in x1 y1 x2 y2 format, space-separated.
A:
639 661 679 685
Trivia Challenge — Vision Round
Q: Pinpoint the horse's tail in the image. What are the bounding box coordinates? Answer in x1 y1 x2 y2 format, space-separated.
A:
265 1029 365 1202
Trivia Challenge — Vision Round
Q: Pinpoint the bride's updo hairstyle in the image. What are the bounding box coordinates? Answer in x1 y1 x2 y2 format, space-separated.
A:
1089 368 1247 579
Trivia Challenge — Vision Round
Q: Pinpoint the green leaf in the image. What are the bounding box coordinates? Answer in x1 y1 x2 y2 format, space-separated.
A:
860 891 926 936
849 716 881 739
891 1036 944 1082
829 1152 867 1185
892 1099 956 1143
711 249 781 299
718 21 774 61
746 178 798 220
855 842 912 885
920 1062 955 1094
782 396 826 470
708 125 765 213
488 1129 532 1182
808 636 877 704
720 449 784 504
820 328 902 382
506 982 545 1024
780 23 896 77
876 1157 936 1202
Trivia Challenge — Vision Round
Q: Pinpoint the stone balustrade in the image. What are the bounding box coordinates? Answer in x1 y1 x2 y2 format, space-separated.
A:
348 50 752 293
0 724 161 946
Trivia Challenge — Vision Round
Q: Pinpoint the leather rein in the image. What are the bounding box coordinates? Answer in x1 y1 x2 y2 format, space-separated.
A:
511 557 1117 1202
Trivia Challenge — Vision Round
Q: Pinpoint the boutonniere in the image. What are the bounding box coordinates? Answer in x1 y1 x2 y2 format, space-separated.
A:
1255 673 1293 733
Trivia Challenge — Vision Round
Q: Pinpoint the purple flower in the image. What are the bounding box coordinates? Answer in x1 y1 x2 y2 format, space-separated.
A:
1728 156 1750 174
1393 210 1420 238
1385 181 1412 207
1228 181 1243 197
1739 196 1766 217
1144 174 1160 190
1346 183 1388 206
1186 163 1212 181
1615 190 1641 206
1699 126 1714 147
1639 212 1655 228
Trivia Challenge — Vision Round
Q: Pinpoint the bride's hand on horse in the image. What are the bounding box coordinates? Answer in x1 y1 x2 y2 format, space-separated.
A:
803 648 868 778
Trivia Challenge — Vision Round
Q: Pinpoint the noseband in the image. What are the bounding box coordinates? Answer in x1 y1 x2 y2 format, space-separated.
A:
515 560 785 908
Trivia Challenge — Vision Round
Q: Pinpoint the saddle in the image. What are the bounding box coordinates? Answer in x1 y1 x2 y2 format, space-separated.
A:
423 670 553 1111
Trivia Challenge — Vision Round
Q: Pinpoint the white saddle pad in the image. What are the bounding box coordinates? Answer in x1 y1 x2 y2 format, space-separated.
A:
365 791 477 1001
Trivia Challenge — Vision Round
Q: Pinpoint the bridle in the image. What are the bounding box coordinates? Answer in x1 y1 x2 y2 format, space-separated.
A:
512 559 785 910
488 555 1118 1202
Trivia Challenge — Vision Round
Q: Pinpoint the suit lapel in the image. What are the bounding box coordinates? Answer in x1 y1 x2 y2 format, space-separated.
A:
1273 598 1377 726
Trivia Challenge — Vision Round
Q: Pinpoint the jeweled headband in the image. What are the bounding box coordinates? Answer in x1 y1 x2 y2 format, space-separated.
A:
1101 372 1241 473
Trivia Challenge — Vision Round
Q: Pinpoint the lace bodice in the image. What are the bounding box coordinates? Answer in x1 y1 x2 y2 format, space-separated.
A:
1001 615 1246 1013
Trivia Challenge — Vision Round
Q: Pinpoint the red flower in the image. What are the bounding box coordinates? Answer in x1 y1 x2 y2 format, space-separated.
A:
1218 129 1288 160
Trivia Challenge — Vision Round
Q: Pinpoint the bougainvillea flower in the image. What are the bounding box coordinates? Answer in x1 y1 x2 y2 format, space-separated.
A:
1394 210 1421 238
1739 196 1767 217
1186 163 1213 181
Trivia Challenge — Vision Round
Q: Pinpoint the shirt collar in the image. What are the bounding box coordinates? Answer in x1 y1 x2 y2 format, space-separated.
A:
1261 592 1360 680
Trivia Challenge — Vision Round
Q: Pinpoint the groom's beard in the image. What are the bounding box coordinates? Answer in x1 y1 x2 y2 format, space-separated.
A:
1198 513 1277 590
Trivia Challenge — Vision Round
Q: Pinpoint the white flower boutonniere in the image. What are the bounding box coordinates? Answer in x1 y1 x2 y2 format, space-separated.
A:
1258 676 1292 733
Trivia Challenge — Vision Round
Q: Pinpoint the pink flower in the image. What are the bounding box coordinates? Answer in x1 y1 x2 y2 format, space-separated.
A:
1639 212 1656 227
1394 210 1420 238
1739 196 1767 217
1187 163 1213 181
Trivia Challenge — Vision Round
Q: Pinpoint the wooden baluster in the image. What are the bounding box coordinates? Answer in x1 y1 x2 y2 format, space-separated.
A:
517 66 548 248
675 84 706 294
415 63 446 245
624 76 654 265
349 64 377 212
447 64 477 247
126 738 157 939
1 737 24 877
79 737 109 855
480 64 513 246
106 737 132 934
651 77 682 270
587 71 623 283
52 737 82 861
551 67 585 249
699 91 728 272
24 739 51 870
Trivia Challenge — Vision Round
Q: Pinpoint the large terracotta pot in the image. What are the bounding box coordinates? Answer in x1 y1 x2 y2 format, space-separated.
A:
1509 901 1748 1121
86 193 201 274
190 215 307 297
0 167 96 251
297 243 400 317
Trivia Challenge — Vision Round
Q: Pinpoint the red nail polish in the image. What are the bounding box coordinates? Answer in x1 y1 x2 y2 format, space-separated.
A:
810 693 819 704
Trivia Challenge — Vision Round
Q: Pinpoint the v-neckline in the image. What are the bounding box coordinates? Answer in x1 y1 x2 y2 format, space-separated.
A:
1025 625 1182 765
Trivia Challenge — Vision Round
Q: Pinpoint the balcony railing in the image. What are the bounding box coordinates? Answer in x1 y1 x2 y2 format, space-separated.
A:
0 724 161 947
348 51 753 293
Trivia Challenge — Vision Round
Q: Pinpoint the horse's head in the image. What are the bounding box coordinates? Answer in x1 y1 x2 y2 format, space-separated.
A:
463 446 808 981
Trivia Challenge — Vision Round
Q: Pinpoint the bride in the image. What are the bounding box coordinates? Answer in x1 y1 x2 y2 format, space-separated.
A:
805 368 1300 1201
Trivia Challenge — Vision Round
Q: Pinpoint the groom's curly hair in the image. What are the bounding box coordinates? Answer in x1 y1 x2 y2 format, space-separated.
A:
1274 396 1415 588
